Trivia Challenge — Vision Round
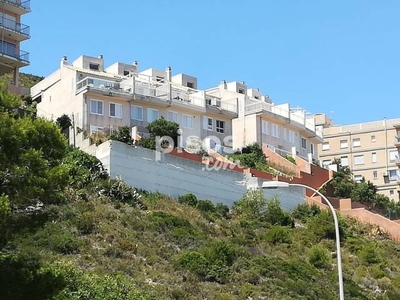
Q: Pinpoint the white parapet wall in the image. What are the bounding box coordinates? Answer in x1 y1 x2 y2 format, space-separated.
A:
94 140 305 210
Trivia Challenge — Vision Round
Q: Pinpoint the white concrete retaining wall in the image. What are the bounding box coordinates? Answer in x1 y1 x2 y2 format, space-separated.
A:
95 140 305 210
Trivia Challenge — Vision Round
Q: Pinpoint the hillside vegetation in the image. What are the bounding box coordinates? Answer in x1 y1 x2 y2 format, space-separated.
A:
2 86 400 299
0 72 44 88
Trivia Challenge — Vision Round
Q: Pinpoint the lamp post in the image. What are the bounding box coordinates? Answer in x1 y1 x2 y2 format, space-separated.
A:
262 181 345 300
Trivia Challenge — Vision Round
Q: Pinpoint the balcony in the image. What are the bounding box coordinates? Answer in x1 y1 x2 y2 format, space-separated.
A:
0 48 29 69
206 96 238 114
1 0 30 14
395 136 400 148
395 157 400 167
0 17 30 41
245 100 323 141
76 76 206 111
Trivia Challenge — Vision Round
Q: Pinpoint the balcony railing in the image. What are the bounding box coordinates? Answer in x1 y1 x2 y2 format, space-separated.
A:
245 101 273 114
3 0 30 10
76 77 120 90
0 17 30 36
0 47 29 62
77 76 206 109
206 96 238 114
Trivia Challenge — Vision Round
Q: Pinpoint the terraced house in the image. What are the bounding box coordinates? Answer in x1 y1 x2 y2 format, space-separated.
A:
31 54 323 162
0 0 30 91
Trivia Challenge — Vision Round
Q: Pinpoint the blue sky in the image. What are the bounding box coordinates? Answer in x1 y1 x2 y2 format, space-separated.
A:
23 0 400 125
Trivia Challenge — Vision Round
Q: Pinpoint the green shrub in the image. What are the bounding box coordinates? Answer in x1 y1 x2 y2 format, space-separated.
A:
109 126 133 145
149 211 192 232
291 203 321 222
137 136 156 150
264 226 291 244
264 197 294 227
307 210 344 241
205 240 238 266
62 147 108 188
359 243 381 265
284 155 296 165
177 251 208 277
35 223 82 254
233 189 267 220
196 199 216 213
308 245 331 268
0 255 66 300
215 203 230 219
177 193 198 207
74 211 97 235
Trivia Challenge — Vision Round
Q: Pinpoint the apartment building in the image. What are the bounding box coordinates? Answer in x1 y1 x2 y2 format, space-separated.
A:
206 81 323 161
31 55 238 152
32 54 322 161
0 0 30 89
318 117 400 200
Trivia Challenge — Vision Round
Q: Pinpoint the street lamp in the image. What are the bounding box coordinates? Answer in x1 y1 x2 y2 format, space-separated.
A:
262 181 345 300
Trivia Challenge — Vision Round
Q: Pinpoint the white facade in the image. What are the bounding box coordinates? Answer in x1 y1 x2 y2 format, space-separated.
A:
206 80 323 161
32 54 323 160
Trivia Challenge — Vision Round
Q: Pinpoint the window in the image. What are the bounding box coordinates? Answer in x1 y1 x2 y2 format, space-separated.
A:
90 125 103 134
186 82 194 89
390 190 394 196
167 111 178 123
389 170 398 181
353 138 361 147
271 123 279 138
109 103 122 118
216 120 225 133
156 76 164 83
90 99 103 115
301 138 307 149
371 135 376 143
131 105 143 121
322 142 329 150
372 152 377 163
203 116 213 131
311 143 315 155
354 155 364 165
261 120 269 134
389 150 398 162
123 70 130 76
147 108 159 123
341 156 349 166
322 160 332 167
373 171 378 179
2 40 16 57
354 174 363 183
340 140 348 149
238 88 245 94
182 114 193 129
288 130 295 143
89 63 99 71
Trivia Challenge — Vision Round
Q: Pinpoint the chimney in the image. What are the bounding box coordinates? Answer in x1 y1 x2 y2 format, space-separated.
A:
98 55 103 59
220 80 227 89
166 66 171 81
133 61 138 66
60 56 68 68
